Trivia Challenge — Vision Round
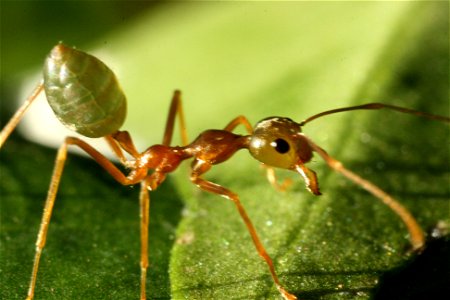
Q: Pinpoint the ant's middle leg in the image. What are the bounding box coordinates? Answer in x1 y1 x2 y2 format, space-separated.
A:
223 115 253 134
137 171 167 300
189 160 297 300
263 165 293 192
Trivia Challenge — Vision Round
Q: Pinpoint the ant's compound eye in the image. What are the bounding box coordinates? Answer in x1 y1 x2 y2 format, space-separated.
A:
271 138 290 154
249 134 297 169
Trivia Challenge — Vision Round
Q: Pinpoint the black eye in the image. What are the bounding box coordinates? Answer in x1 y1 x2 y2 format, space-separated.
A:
270 138 290 154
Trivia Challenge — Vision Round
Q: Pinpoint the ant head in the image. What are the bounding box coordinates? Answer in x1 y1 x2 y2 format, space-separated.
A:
248 117 313 170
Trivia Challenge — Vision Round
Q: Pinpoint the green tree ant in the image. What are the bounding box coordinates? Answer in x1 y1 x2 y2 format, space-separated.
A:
1 43 449 300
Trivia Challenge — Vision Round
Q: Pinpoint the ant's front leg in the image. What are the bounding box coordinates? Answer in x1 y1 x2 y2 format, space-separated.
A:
304 136 425 251
189 159 297 300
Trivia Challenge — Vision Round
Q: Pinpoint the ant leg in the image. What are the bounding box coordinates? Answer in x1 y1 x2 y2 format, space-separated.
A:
104 134 130 165
262 165 293 192
304 136 425 251
138 172 166 300
139 179 150 300
25 139 68 300
64 137 147 185
25 137 146 300
0 82 44 148
223 115 253 134
162 90 188 146
190 160 297 300
104 131 141 168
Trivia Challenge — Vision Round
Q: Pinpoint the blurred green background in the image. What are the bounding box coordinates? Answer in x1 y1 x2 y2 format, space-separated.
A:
1 2 449 299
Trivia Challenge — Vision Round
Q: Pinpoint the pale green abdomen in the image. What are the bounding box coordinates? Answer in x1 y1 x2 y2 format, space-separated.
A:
43 44 126 138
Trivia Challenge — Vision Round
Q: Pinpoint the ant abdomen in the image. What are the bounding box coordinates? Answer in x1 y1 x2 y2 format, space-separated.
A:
43 43 127 138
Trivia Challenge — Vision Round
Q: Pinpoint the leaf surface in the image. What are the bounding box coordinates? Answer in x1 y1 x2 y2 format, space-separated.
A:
1 2 449 300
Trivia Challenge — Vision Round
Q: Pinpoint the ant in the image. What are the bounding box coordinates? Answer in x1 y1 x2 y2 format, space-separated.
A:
1 43 449 300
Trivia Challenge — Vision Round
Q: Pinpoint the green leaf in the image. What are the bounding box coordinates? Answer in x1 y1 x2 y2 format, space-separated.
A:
1 2 449 300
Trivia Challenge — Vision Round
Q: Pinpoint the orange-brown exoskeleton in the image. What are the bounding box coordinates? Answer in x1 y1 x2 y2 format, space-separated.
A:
1 43 449 300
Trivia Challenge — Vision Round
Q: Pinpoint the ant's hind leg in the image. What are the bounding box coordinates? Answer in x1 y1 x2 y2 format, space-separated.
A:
0 83 44 149
162 90 188 146
26 139 70 300
105 131 140 165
